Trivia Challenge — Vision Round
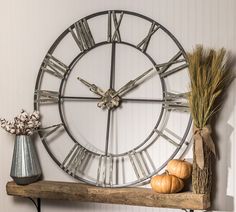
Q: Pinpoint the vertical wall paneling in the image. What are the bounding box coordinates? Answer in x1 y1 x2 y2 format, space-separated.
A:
0 0 235 211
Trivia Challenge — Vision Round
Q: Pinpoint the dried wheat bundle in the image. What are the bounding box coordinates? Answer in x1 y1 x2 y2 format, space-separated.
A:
187 45 233 194
188 46 233 129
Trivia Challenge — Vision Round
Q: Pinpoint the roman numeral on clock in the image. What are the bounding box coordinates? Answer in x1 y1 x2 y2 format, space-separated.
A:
42 53 68 79
38 123 64 139
96 155 113 187
69 19 95 51
107 11 124 42
137 22 160 52
128 150 154 179
61 144 88 177
156 51 188 78
34 90 59 103
154 129 180 147
79 152 93 175
163 92 189 112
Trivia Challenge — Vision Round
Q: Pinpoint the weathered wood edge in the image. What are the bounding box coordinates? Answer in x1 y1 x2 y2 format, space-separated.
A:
6 181 210 210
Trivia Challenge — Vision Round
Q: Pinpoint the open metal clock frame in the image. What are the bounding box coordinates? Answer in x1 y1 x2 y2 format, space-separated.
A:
34 10 192 188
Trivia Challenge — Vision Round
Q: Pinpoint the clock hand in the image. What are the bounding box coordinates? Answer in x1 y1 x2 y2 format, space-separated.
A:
77 77 105 97
112 67 154 98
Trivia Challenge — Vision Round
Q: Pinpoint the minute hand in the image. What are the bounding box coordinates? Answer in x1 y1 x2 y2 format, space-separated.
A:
77 77 105 97
112 68 154 98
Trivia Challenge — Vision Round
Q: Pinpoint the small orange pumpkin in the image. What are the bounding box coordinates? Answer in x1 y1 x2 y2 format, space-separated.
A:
150 172 184 193
167 159 192 180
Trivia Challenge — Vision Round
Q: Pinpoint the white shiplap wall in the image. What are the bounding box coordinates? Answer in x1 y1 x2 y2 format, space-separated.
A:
0 0 235 211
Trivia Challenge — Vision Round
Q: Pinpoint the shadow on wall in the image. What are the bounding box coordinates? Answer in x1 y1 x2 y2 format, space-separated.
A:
210 60 236 212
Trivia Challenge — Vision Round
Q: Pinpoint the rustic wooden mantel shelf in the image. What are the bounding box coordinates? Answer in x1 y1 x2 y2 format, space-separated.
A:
6 181 210 212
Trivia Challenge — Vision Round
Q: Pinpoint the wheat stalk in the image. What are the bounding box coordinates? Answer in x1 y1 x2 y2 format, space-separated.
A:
187 46 233 129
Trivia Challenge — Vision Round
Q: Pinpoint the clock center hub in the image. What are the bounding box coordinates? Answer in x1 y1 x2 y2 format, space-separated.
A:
97 88 121 110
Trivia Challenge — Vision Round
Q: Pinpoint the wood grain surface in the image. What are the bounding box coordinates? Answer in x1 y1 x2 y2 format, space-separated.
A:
6 181 210 210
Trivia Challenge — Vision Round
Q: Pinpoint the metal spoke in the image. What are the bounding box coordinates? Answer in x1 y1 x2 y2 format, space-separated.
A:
105 109 112 156
110 42 116 89
60 96 100 101
122 98 164 103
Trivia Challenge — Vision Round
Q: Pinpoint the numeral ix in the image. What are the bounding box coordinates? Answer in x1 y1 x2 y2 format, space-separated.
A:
35 90 59 104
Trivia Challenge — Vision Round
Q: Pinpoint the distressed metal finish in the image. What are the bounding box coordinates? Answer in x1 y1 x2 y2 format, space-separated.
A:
34 10 192 187
10 135 41 185
97 89 121 109
137 22 160 52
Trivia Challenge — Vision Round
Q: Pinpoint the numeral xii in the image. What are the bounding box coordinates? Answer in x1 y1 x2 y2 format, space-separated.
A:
107 11 124 42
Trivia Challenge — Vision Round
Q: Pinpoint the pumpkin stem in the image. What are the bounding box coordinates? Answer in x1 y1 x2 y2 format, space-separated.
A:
165 170 169 175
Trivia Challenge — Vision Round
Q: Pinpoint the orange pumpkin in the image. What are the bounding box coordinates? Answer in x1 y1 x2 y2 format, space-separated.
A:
150 173 184 193
167 159 192 180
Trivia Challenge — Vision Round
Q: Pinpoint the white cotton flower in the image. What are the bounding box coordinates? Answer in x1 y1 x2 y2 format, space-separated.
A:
0 118 6 124
27 131 33 136
19 115 27 122
10 129 16 134
21 110 29 116
28 120 33 124
33 110 40 116
25 128 33 135
34 121 41 128
16 123 23 129
1 122 6 128
16 129 20 134
9 124 15 130
31 111 40 120
28 124 34 129
0 110 41 135
31 116 37 121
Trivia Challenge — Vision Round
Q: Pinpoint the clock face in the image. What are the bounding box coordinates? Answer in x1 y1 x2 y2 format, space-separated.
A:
34 10 192 187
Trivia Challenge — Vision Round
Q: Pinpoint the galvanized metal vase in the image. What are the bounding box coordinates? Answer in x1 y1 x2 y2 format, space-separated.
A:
10 135 42 185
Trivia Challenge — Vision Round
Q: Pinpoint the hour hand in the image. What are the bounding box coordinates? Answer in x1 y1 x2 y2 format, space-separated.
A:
77 77 105 97
112 67 154 98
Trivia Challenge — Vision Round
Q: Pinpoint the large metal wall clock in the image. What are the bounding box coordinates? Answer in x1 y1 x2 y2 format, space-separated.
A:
34 10 192 187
